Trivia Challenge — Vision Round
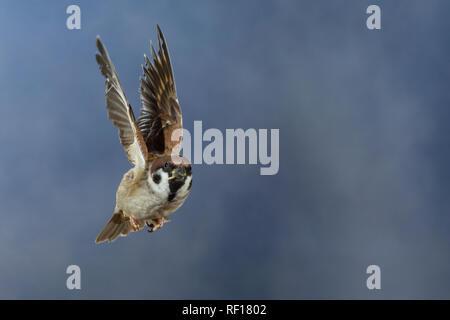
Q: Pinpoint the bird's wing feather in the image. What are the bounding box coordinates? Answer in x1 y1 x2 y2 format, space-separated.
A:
95 37 148 168
138 25 183 157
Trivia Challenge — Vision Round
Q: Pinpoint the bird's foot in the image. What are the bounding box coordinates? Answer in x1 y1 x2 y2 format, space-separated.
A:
146 217 169 232
130 217 140 231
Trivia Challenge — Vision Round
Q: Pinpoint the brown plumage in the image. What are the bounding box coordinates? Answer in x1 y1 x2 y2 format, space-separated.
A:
138 25 183 157
94 26 192 244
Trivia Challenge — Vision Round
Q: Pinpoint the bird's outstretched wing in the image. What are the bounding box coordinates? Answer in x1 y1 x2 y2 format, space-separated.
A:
95 37 148 168
138 25 183 157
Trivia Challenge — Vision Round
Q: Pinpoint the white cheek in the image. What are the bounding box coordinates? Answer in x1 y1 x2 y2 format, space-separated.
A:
147 170 170 199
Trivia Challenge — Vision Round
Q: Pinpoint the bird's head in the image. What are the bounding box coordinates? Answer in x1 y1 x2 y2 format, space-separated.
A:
148 155 192 202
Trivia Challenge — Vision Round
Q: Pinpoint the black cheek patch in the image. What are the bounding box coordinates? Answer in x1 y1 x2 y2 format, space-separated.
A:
153 174 161 184
188 179 192 190
168 179 185 202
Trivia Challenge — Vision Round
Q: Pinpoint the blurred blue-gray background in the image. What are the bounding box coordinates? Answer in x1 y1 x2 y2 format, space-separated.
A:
0 0 449 299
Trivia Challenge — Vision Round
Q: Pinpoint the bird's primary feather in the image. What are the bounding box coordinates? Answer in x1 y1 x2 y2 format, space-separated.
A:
138 25 183 157
95 36 148 169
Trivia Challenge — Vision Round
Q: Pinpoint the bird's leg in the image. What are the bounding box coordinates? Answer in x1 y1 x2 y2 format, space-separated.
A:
151 218 164 231
147 217 169 232
121 210 140 231
129 216 140 231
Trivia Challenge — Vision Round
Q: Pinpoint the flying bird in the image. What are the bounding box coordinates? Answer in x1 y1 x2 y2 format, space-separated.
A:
94 26 192 243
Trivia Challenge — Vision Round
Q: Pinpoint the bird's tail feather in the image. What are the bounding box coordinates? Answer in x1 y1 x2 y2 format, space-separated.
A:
95 212 133 244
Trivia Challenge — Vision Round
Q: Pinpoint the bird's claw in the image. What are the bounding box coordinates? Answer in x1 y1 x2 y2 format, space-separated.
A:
130 217 140 231
146 218 169 232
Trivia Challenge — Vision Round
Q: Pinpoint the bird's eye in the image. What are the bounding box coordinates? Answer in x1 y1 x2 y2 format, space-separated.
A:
164 162 169 169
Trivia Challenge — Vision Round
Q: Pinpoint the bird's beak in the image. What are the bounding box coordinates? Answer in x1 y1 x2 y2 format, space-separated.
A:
168 166 186 180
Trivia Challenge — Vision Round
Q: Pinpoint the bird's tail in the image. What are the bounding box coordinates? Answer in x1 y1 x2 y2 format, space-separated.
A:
95 211 133 244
